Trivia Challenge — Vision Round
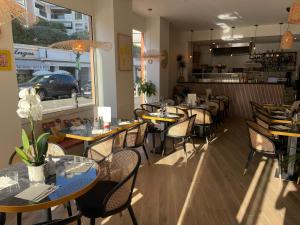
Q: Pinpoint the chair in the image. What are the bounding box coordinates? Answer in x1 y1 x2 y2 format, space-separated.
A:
250 101 268 118
244 120 283 175
141 103 160 112
113 129 128 152
217 95 229 116
162 115 196 158
190 108 214 140
255 112 272 129
134 108 163 150
85 135 114 162
9 143 66 165
76 149 141 225
0 213 5 225
9 143 71 224
211 98 225 121
165 106 188 121
33 212 82 225
126 122 149 162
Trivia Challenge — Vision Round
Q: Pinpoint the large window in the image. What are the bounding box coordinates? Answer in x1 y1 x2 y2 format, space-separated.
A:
13 0 94 114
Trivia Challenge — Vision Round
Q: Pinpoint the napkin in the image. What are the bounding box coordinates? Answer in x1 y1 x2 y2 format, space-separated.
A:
272 115 288 119
166 114 179 118
0 177 18 190
118 121 131 126
15 183 58 202
65 162 93 174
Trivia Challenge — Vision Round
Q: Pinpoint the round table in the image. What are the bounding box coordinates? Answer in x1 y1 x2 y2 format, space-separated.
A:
0 155 99 214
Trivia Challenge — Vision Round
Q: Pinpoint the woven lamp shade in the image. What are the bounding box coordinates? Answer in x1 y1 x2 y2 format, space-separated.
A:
281 31 294 49
49 40 112 52
0 0 36 27
288 1 300 24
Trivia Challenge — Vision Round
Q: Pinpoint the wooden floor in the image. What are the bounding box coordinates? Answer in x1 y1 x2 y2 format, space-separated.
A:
6 118 300 225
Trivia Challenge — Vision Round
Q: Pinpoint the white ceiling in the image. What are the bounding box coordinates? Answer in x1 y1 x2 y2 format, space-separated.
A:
132 0 294 31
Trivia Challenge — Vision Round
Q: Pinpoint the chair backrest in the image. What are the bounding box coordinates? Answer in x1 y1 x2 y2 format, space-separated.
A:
141 104 160 112
135 122 148 146
187 115 196 136
9 143 65 165
167 117 190 137
103 149 141 213
255 112 271 129
246 120 275 154
134 108 149 120
211 99 225 111
165 106 177 114
191 108 212 125
85 135 114 161
113 129 127 151
176 107 189 120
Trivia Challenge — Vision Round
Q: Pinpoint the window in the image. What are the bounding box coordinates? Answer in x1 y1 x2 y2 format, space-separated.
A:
35 3 47 18
13 0 94 114
132 30 144 108
75 12 83 20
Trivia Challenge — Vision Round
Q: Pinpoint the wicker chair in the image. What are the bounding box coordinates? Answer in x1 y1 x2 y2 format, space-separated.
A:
85 135 114 162
210 98 225 121
165 106 188 121
113 129 128 152
76 149 141 225
244 120 283 175
9 143 66 165
141 103 160 112
255 112 272 129
217 95 229 116
190 108 213 140
134 108 163 150
126 122 149 162
162 115 196 158
9 143 71 224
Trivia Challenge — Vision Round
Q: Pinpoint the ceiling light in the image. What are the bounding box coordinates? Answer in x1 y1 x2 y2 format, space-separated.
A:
147 8 152 11
217 12 242 21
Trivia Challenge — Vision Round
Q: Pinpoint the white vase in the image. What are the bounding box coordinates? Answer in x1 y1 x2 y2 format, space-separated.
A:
27 164 46 183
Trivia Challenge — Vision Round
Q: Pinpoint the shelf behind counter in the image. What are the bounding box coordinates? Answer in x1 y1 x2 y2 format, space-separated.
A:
177 81 285 118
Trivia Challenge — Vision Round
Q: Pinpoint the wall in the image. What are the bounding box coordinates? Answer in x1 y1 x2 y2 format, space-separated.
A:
160 18 170 98
0 22 22 168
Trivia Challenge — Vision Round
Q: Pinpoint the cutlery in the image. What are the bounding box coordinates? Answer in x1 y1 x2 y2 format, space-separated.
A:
32 184 56 202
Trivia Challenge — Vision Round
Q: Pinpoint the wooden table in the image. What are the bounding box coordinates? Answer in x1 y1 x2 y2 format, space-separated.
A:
0 156 99 224
269 125 299 179
61 119 140 153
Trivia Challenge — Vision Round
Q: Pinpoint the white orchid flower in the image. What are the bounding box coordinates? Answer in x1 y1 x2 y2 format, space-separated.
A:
16 88 43 121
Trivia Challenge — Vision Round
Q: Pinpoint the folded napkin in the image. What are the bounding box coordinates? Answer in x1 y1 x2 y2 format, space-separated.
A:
166 114 179 118
149 112 160 116
91 129 105 135
0 177 18 190
272 111 285 114
65 162 93 174
118 121 131 126
15 183 58 202
271 125 290 130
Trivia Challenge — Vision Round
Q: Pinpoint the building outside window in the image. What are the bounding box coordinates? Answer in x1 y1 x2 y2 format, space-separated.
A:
13 0 94 114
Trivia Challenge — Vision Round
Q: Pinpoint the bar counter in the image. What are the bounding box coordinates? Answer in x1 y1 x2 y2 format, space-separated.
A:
178 82 285 118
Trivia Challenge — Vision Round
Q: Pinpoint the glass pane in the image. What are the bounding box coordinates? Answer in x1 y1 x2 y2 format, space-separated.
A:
13 0 94 113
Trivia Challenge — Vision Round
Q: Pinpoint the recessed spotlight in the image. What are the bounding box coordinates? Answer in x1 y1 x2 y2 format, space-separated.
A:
148 8 152 11
294 37 297 40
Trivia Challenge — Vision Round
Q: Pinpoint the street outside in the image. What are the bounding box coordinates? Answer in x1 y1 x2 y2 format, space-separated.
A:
41 96 93 113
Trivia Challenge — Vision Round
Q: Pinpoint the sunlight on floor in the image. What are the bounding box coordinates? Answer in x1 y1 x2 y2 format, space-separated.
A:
236 159 273 224
176 146 207 225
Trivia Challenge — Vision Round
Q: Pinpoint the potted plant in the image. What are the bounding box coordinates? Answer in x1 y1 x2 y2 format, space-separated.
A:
136 79 157 103
176 54 186 82
16 88 49 183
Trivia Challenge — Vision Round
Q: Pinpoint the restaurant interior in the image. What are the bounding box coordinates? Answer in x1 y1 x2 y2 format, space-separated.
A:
0 0 300 224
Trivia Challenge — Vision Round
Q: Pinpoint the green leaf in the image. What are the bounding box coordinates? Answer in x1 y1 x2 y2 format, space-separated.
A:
15 147 31 165
21 129 30 150
36 133 49 162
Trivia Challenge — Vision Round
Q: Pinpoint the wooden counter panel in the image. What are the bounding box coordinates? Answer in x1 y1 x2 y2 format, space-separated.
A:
182 83 285 118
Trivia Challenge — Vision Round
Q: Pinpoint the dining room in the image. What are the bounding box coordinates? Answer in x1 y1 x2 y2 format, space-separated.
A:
0 0 300 225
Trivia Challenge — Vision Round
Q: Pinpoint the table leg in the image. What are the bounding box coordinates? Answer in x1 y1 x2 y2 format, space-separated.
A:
287 136 298 178
83 141 89 156
17 212 22 225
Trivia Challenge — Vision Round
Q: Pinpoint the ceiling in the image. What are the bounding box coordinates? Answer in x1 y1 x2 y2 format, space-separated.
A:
132 0 294 31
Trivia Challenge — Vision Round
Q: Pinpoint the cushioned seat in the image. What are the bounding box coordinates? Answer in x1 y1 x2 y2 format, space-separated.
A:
76 180 118 218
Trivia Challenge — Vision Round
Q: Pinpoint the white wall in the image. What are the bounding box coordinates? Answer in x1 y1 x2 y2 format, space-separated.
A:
0 22 22 168
160 18 170 97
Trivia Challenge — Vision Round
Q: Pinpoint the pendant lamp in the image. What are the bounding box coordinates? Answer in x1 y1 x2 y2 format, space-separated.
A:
288 2 300 24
